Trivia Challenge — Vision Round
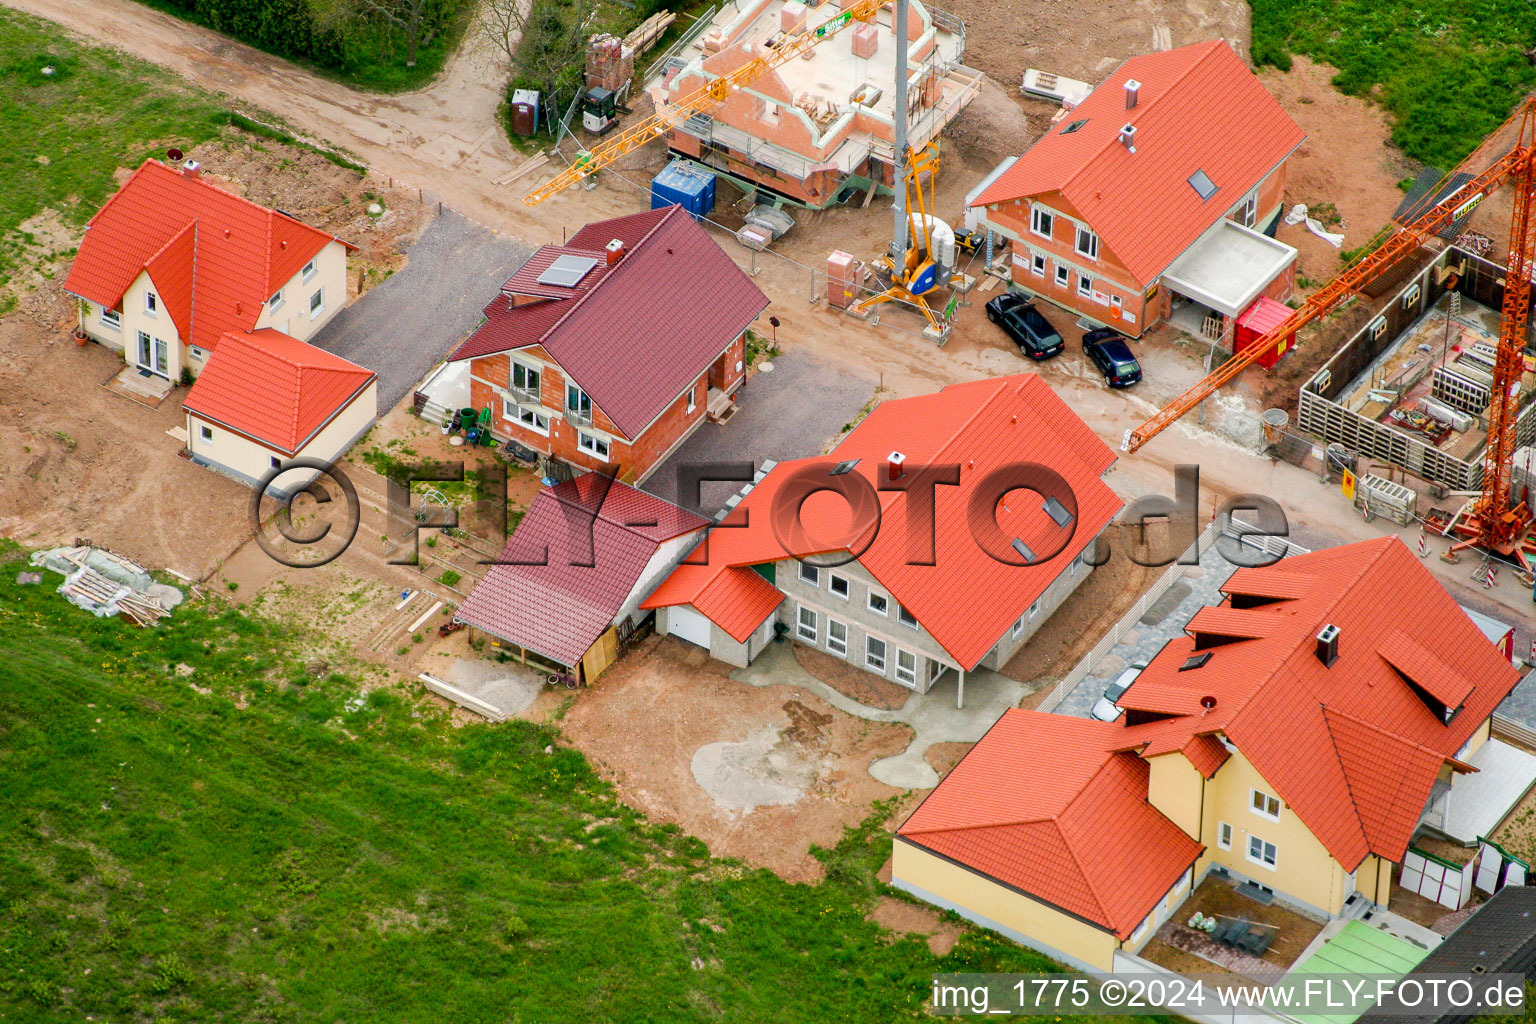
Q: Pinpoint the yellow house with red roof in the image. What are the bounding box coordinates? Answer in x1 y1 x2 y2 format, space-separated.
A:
64 158 354 382
893 537 1523 971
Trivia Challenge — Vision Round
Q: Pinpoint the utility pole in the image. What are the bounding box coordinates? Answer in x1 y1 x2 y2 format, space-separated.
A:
890 0 909 258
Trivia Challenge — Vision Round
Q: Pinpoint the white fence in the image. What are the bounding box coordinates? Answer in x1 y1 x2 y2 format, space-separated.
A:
1037 518 1310 714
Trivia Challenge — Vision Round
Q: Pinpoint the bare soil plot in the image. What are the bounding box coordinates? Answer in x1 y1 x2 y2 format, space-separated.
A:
557 633 917 882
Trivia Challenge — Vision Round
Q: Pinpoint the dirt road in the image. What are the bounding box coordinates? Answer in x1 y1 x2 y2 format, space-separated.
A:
2 0 532 232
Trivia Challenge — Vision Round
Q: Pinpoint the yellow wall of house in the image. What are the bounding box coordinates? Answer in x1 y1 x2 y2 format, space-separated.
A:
187 379 376 491
892 840 1119 971
253 239 349 343
1194 746 1348 915
1147 751 1205 840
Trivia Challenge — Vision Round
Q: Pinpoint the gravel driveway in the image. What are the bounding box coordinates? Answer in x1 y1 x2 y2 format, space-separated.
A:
644 350 877 514
310 209 532 413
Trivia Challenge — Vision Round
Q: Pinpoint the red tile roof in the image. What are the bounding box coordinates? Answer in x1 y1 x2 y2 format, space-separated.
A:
455 476 708 667
64 160 353 352
183 329 375 454
972 41 1305 283
898 711 1203 939
641 563 784 642
643 375 1122 670
1115 537 1521 867
448 206 768 438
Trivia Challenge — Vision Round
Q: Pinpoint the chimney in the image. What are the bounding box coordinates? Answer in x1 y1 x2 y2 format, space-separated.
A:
1118 124 1137 153
1124 79 1141 109
181 159 201 179
1316 624 1340 667
604 238 625 265
886 450 906 481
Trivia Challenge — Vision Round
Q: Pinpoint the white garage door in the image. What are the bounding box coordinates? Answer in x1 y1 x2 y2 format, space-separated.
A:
668 605 714 649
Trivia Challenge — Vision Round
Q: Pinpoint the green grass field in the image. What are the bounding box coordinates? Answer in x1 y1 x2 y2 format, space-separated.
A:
0 10 228 279
1251 0 1536 168
0 545 1174 1022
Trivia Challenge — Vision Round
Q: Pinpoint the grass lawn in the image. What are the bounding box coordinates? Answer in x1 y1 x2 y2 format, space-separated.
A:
129 0 475 94
1251 0 1536 168
0 544 1175 1022
0 9 229 280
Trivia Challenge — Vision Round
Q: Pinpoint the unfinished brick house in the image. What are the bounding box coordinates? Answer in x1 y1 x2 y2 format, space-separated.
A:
447 206 768 485
650 0 980 208
972 41 1305 342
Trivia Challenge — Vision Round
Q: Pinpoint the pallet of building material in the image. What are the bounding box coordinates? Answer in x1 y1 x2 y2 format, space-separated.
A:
623 11 675 55
735 224 773 251
1354 473 1417 526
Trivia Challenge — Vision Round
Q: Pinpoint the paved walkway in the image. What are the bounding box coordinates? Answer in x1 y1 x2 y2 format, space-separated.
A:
732 641 1030 789
644 350 877 514
1050 546 1241 719
310 210 532 412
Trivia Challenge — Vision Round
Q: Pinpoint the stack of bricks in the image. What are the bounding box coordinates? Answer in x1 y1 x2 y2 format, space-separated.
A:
850 23 878 58
585 34 635 93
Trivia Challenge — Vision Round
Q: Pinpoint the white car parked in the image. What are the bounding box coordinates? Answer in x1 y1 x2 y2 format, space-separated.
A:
1090 662 1148 722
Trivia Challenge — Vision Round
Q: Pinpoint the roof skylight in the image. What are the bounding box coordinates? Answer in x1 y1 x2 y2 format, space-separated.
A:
1188 170 1218 201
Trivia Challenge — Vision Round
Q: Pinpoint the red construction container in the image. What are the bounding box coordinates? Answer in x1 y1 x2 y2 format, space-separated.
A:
1234 296 1295 369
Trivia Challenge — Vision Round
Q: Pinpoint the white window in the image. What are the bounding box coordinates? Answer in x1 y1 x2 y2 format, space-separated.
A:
895 649 917 686
1028 600 1040 621
268 289 284 311
827 618 848 656
1030 254 1046 278
566 383 592 420
1011 614 1027 637
799 562 819 587
512 361 541 396
1111 295 1123 310
199 425 213 441
1247 835 1278 870
502 400 550 435
1054 265 1069 288
100 307 121 329
1075 225 1099 260
796 606 818 642
1250 789 1281 821
686 386 697 415
1129 916 1150 944
309 289 324 317
1077 274 1093 298
865 636 887 673
898 605 918 629
302 258 317 282
1217 822 1232 850
829 573 849 600
189 345 209 361
1030 205 1054 238
867 591 889 616
577 431 609 459
1237 189 1258 228
144 291 158 315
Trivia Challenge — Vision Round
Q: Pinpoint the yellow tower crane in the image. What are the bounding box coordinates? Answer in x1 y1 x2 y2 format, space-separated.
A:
522 0 893 207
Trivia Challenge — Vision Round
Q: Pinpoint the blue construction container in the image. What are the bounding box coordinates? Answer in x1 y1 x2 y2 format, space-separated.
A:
651 160 716 220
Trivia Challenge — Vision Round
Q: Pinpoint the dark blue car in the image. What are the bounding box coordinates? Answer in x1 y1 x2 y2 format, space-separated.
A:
1083 327 1142 388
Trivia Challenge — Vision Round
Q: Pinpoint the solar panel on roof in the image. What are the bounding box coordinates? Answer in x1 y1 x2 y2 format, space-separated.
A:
537 254 599 288
1188 170 1218 201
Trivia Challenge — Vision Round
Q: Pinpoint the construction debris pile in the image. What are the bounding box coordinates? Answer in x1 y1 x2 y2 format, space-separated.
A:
28 546 183 626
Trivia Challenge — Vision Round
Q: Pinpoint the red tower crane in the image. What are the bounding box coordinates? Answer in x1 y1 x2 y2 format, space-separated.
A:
1124 98 1536 564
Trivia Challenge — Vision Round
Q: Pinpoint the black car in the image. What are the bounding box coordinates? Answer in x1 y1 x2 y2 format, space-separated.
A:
1082 327 1142 387
985 293 1064 360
